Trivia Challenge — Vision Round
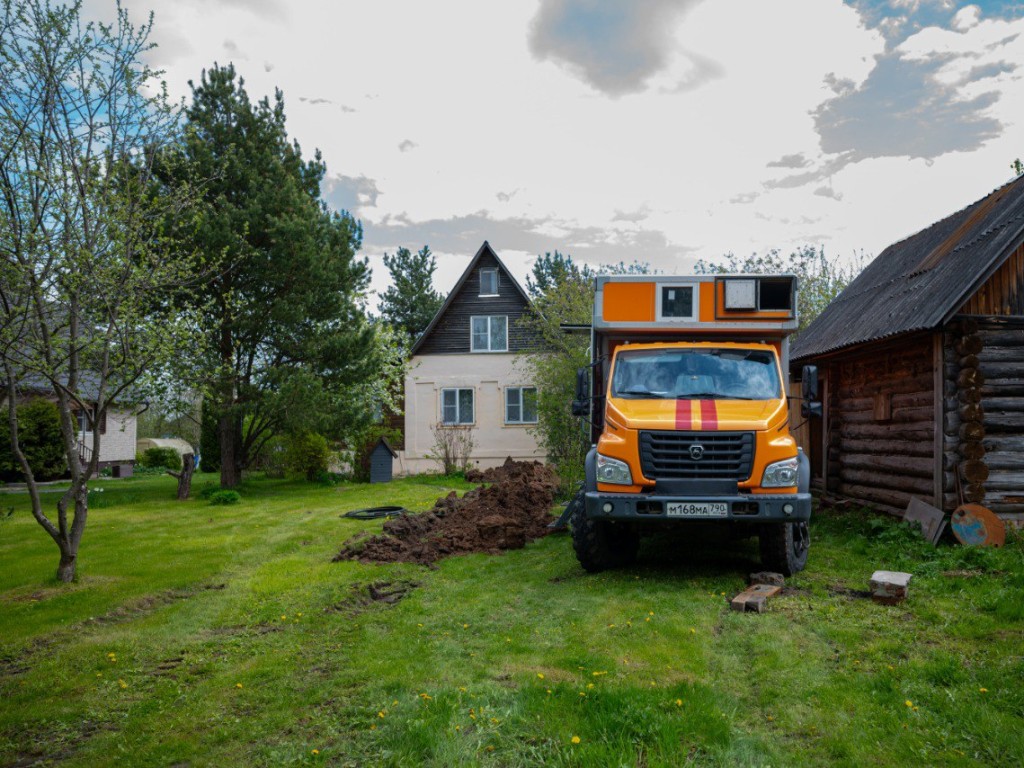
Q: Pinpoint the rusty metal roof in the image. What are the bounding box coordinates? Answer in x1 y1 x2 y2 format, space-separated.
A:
792 175 1024 362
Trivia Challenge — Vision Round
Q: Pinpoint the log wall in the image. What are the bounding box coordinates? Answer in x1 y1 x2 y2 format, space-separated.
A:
830 335 937 515
951 316 1024 522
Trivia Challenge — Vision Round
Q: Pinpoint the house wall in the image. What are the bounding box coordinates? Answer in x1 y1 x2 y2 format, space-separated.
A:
81 409 137 465
822 334 938 514
396 353 545 475
943 316 1024 522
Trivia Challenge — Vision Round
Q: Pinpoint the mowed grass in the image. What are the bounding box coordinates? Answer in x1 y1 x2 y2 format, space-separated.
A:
1 474 1023 767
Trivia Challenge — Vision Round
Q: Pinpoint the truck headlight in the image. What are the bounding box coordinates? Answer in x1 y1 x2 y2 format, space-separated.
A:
761 458 799 488
596 454 632 485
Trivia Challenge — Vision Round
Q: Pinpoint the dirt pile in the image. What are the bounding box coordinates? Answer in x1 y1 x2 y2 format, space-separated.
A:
334 459 559 566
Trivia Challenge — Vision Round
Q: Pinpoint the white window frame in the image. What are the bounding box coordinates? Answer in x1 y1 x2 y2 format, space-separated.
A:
655 283 698 321
470 315 508 352
441 388 474 425
479 268 499 296
505 386 538 425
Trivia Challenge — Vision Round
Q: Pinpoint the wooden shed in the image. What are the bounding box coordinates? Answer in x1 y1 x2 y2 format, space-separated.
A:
792 175 1024 525
369 438 398 484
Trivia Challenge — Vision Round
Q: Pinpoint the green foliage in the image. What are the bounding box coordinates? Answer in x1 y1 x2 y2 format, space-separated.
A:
1012 158 1024 178
518 256 652 491
379 245 444 343
208 489 241 505
0 399 66 482
155 63 379 486
693 246 867 335
283 432 332 482
139 447 182 471
199 398 221 473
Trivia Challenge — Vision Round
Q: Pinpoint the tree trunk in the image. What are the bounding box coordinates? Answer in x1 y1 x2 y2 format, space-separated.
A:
57 551 76 582
219 414 241 488
168 453 195 500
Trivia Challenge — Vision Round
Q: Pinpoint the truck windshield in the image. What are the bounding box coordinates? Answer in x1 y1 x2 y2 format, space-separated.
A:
611 348 782 400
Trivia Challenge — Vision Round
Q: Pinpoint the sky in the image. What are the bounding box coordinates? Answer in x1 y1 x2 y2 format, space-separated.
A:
87 0 1024 305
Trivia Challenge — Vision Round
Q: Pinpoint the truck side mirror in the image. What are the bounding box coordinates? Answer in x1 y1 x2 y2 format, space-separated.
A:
801 365 819 401
571 368 590 416
800 364 822 418
575 368 589 401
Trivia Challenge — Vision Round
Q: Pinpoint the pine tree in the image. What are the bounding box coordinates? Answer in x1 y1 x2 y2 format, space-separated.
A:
378 245 444 343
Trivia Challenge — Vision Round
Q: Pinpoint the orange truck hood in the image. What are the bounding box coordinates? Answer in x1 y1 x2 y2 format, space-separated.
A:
607 397 787 432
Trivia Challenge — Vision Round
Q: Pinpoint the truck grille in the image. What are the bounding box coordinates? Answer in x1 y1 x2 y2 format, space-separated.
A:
639 431 754 481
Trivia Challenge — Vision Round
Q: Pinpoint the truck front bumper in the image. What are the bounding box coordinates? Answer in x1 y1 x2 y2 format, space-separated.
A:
584 491 812 522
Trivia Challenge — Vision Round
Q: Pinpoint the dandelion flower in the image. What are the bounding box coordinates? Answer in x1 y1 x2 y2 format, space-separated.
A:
281 615 286 620
546 689 552 695
690 628 696 634
378 711 386 718
571 735 581 744
419 693 432 700
311 749 319 756
979 687 988 693
486 745 495 752
118 679 128 689
462 623 469 629
537 673 545 680
904 700 913 707
675 699 683 707
96 673 103 678
236 683 243 689
459 686 467 692
586 683 594 690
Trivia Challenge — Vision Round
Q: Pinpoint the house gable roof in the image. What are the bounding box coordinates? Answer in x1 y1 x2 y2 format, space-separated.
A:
410 241 534 355
792 175 1024 362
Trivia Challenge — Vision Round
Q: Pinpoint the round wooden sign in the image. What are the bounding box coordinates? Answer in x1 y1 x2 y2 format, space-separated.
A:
950 503 1006 548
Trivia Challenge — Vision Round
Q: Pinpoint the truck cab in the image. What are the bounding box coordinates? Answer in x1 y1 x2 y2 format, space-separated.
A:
571 275 815 575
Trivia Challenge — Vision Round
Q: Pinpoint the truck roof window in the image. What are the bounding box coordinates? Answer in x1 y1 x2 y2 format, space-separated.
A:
659 285 694 319
759 279 792 311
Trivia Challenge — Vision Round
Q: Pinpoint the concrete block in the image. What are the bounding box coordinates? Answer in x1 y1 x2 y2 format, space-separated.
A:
869 570 912 605
731 584 782 613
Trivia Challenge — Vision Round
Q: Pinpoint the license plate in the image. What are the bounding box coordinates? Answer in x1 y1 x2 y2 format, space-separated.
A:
666 502 728 518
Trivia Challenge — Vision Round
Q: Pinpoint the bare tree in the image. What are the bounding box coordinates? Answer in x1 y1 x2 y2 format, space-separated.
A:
0 0 198 581
428 423 475 476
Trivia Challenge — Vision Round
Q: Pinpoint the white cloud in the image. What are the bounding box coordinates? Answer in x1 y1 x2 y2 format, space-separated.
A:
120 0 1024 296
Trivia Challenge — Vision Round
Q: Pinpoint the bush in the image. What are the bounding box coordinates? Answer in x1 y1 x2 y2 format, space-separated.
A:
0 399 67 482
284 432 331 481
139 446 182 471
208 489 241 505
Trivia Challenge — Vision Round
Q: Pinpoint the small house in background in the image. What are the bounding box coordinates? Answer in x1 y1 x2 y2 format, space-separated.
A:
792 174 1024 526
369 438 397 483
4 375 138 473
396 241 546 474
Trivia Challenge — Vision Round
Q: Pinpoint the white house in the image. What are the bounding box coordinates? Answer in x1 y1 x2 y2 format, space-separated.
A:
395 242 547 474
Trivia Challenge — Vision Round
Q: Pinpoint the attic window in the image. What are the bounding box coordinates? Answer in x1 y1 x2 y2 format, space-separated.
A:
480 268 498 295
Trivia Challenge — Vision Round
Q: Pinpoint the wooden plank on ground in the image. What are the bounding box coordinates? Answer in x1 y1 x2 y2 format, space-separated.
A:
730 584 782 613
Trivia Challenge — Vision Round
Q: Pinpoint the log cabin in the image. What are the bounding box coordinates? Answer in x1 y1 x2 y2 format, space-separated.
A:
791 174 1024 526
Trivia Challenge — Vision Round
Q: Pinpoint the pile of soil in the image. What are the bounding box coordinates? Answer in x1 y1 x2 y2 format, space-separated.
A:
334 459 559 566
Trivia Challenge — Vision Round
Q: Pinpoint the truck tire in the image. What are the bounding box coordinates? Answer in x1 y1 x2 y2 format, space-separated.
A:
570 498 639 573
759 521 809 576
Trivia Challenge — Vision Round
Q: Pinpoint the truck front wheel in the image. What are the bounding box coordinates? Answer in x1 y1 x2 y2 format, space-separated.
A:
570 501 639 573
759 521 809 576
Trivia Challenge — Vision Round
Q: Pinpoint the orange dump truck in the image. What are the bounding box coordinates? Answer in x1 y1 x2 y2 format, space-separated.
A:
569 274 819 575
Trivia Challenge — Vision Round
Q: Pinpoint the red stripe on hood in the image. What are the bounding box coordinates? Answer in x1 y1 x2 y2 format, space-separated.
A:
675 400 692 430
700 399 718 429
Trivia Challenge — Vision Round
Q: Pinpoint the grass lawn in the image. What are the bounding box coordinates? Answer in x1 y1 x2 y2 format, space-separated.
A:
1 473 1023 767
